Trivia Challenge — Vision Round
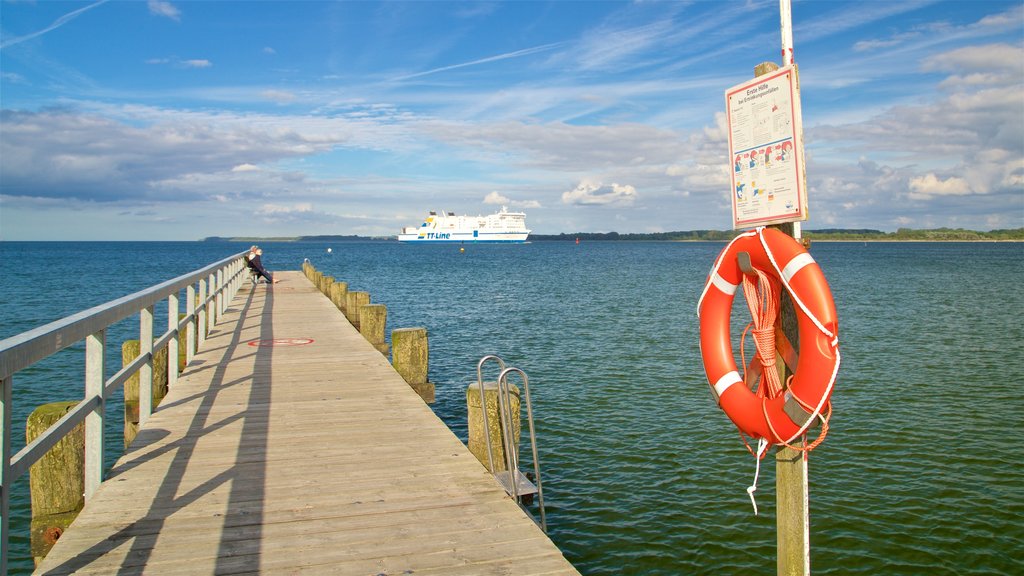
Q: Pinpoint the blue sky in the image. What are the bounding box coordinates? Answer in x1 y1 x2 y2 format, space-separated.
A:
1 0 1022 240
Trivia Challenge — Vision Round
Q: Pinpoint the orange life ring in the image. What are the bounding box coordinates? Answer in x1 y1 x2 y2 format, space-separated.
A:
698 227 840 445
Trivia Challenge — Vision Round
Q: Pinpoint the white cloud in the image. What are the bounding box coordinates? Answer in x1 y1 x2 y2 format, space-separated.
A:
231 163 260 172
908 173 972 199
145 57 212 69
2 72 28 85
261 90 297 104
484 191 509 204
484 191 541 209
148 1 180 22
922 43 1024 74
258 203 312 215
0 0 109 49
562 180 637 206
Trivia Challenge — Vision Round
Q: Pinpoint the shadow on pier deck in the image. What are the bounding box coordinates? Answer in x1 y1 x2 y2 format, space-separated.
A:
35 271 578 575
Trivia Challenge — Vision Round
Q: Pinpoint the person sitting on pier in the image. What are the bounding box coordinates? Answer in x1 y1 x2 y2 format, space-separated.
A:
248 247 280 284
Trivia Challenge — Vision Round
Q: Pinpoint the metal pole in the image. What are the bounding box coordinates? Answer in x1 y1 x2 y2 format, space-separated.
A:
780 0 794 66
779 0 801 240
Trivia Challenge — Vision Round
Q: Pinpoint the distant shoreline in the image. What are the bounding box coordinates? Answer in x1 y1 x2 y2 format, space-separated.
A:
202 227 1024 243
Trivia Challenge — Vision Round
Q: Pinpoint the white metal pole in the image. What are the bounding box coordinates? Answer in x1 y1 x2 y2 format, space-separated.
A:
780 0 801 239
780 0 794 66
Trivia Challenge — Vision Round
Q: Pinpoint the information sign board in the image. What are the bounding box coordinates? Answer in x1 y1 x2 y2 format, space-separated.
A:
725 65 807 228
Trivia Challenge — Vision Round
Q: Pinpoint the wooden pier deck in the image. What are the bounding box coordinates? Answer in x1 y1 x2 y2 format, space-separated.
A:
35 271 579 575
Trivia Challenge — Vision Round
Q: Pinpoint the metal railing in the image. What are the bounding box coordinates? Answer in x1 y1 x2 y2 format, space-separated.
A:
0 251 250 573
476 355 546 532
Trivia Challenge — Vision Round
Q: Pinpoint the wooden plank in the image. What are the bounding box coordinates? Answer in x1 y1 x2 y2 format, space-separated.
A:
35 271 578 575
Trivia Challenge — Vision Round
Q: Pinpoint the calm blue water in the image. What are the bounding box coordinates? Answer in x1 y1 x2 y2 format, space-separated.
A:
1 240 1022 574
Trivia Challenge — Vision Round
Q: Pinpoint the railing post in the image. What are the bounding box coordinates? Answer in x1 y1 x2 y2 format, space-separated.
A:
1 375 12 575
139 306 154 428
217 268 225 317
84 330 105 501
208 273 217 328
168 292 179 391
198 278 208 348
186 285 196 365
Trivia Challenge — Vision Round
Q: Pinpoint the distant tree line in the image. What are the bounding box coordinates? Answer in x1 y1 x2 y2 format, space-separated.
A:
204 227 1023 243
531 228 1024 242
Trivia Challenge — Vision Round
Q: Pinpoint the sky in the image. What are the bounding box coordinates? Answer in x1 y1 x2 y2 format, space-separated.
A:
1 0 1022 240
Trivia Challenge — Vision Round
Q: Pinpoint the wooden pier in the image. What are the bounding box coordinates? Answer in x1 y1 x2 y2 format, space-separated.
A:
35 271 578 575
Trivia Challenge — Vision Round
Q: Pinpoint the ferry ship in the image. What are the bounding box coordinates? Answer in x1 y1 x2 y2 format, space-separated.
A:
398 207 530 243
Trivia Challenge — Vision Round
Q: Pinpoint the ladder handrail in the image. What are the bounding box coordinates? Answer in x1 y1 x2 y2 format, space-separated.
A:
474 355 546 532
498 366 546 532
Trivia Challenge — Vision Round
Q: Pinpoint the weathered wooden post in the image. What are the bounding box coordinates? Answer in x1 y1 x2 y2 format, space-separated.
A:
121 341 170 447
391 327 434 403
345 291 370 329
359 304 390 356
466 381 520 472
331 281 349 312
321 275 335 295
27 402 84 566
758 3 811 570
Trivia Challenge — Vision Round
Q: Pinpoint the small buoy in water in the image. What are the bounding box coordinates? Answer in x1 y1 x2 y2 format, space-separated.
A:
327 247 332 254
459 247 465 253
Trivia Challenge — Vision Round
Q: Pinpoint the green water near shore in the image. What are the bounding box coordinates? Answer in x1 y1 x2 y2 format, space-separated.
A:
2 240 1022 574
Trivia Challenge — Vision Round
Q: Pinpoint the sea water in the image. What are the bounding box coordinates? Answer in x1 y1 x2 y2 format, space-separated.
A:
1 240 1021 575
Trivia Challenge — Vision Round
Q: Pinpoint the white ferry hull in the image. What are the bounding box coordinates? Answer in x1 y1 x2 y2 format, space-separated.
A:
398 207 530 243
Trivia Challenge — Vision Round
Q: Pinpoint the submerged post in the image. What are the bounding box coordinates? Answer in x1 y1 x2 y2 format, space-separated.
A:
27 402 84 566
121 341 169 447
345 291 370 329
466 381 520 472
391 327 434 403
359 304 389 356
331 281 349 312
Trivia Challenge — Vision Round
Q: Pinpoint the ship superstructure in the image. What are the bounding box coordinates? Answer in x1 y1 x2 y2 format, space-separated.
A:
398 207 530 243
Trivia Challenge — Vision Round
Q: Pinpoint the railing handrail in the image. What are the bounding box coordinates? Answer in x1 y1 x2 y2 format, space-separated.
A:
0 249 250 574
0 251 247 380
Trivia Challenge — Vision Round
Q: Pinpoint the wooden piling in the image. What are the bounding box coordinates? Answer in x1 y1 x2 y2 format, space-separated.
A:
27 402 85 566
754 58 810 576
331 281 349 312
344 291 370 329
466 382 521 472
391 327 434 403
121 340 170 447
321 275 335 295
359 304 389 356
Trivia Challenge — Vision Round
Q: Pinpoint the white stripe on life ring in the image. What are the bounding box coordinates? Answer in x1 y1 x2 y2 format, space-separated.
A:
711 273 739 296
781 252 815 284
713 370 742 398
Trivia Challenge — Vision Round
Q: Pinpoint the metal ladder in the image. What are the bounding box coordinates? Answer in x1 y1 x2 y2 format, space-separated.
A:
476 355 546 532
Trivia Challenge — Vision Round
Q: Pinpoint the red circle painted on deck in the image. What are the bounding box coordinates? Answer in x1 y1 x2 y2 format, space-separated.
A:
247 338 315 347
